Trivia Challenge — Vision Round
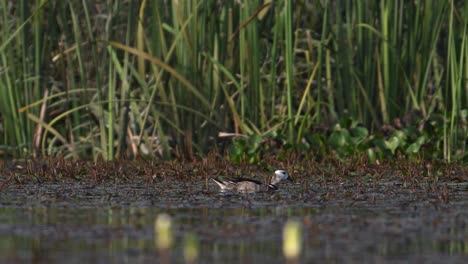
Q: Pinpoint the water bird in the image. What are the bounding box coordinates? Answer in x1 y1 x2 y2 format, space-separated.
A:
212 169 292 192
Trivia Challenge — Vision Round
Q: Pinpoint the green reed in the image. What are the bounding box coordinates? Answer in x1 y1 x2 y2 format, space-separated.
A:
0 0 465 161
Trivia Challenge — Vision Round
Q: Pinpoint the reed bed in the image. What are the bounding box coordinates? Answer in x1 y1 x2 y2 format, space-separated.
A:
0 0 466 161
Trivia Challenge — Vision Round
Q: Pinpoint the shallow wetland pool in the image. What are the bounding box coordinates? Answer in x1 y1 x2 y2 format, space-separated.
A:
0 174 467 264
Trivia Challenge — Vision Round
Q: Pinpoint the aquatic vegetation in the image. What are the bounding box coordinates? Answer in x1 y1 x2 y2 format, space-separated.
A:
0 1 466 161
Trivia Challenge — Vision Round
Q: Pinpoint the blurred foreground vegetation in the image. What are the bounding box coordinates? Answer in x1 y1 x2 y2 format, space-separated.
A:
0 0 466 162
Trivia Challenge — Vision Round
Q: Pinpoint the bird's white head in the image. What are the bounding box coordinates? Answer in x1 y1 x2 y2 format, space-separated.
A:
271 169 291 185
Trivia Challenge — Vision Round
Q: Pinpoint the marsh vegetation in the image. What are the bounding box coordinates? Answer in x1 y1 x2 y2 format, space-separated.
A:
0 0 466 162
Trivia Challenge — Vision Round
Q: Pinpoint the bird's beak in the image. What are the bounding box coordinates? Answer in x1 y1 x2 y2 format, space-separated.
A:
287 175 294 182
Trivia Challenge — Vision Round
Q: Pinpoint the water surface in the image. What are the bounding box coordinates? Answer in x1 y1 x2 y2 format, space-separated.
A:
0 180 467 263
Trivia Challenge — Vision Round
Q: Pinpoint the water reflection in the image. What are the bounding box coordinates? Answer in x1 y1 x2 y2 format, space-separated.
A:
0 182 467 263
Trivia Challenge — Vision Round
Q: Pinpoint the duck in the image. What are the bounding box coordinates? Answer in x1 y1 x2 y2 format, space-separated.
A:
212 169 292 192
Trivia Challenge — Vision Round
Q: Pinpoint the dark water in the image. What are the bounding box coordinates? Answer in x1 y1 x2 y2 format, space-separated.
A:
0 180 467 263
